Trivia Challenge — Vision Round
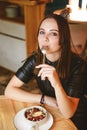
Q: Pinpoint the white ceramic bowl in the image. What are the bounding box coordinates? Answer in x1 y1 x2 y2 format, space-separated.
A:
14 106 48 130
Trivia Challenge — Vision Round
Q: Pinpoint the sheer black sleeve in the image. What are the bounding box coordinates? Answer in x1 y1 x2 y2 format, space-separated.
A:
15 54 37 83
66 59 87 98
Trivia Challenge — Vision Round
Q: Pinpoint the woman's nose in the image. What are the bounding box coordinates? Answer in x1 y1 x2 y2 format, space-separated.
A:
44 34 49 41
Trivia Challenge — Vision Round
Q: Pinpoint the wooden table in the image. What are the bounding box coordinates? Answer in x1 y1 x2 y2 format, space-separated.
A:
0 96 78 130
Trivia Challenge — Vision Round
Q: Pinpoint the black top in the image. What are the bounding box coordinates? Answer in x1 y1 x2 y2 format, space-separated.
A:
15 52 87 130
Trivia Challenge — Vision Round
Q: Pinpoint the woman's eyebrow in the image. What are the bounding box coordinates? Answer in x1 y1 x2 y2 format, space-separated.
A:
39 28 59 32
39 28 44 30
50 29 59 32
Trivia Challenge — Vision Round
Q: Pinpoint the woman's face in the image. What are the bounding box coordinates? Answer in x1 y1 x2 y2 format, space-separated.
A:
38 18 61 56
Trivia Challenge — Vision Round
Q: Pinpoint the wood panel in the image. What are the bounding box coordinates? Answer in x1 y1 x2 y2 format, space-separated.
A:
24 4 45 55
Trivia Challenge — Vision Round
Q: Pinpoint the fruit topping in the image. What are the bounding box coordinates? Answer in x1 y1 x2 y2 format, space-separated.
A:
25 107 46 121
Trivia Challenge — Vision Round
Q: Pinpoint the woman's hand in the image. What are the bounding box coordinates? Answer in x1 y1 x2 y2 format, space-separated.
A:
36 64 60 88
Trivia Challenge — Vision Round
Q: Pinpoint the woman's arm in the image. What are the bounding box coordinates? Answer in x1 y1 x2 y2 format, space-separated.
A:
36 64 80 119
4 75 41 103
54 82 79 118
4 75 58 108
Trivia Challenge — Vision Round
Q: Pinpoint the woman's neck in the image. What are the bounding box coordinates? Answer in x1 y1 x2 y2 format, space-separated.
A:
46 52 60 62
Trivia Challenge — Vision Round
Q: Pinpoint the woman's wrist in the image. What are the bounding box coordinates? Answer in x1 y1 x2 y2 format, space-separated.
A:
40 94 45 105
45 96 58 108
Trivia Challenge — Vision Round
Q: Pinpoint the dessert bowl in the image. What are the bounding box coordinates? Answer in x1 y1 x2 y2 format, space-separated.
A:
14 105 49 130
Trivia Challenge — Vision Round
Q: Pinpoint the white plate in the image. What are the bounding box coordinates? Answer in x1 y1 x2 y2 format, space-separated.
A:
38 112 53 130
13 109 53 130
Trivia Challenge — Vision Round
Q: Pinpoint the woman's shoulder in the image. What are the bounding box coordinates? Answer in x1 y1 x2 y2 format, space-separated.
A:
17 51 38 72
26 51 38 61
23 51 38 65
71 52 87 64
15 51 38 83
70 52 87 72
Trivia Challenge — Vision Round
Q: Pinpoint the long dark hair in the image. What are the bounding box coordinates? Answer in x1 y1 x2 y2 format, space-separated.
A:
37 14 72 79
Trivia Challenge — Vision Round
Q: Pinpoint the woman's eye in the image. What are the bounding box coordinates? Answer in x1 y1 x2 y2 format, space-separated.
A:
39 31 45 35
51 32 58 36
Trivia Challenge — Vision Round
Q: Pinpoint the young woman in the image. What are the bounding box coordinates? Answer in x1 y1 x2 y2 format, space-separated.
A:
5 14 87 130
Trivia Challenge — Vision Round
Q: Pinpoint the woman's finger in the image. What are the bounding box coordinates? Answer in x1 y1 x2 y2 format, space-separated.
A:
35 64 51 69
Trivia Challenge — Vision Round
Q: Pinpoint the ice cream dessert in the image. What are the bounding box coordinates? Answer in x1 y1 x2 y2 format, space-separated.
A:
25 107 47 122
